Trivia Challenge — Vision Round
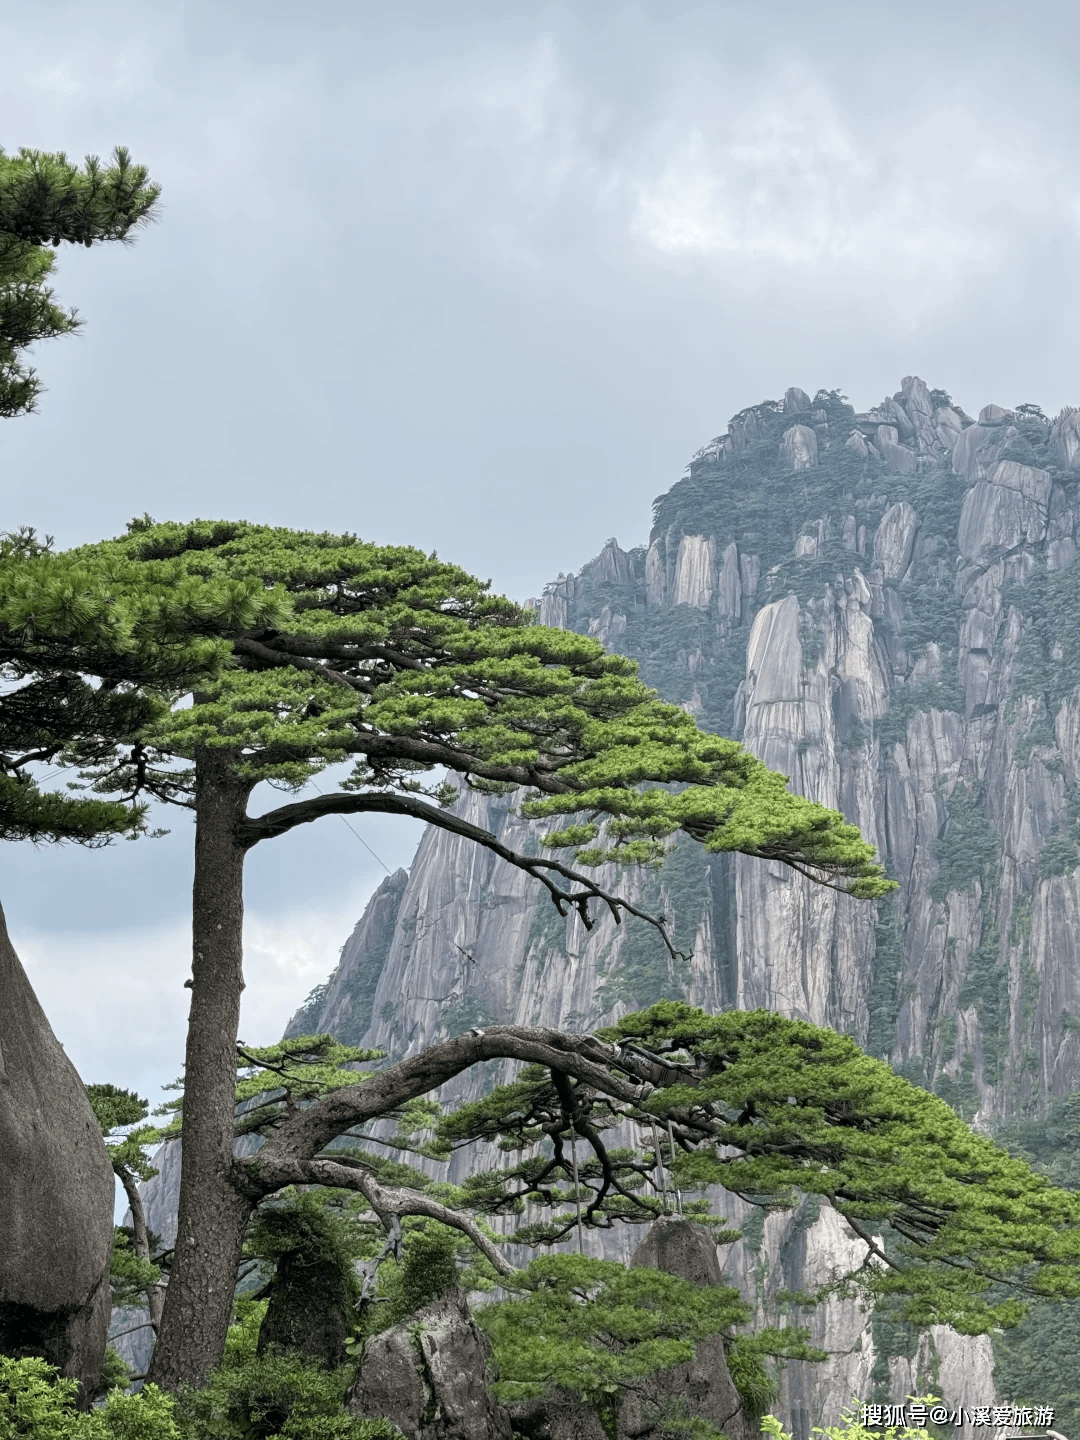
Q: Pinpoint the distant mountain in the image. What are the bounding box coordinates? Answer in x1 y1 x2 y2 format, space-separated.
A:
133 379 1080 1427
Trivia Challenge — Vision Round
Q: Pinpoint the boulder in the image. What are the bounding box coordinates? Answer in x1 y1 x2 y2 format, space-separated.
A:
873 502 919 581
899 376 937 454
783 386 812 414
933 405 965 452
348 1289 511 1440
875 426 916 474
624 1220 756 1440
780 424 818 470
880 397 915 441
952 421 1018 484
0 901 114 1400
1050 406 1080 474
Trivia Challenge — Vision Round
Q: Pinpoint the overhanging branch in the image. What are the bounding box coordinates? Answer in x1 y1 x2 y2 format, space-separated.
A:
240 789 690 961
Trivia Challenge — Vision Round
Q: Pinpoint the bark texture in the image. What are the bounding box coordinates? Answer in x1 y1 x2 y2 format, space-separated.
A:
256 1251 352 1368
0 899 114 1400
146 749 256 1391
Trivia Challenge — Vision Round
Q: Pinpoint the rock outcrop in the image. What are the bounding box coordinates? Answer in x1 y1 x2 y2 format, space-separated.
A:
0 901 114 1399
624 1220 755 1440
348 1289 511 1440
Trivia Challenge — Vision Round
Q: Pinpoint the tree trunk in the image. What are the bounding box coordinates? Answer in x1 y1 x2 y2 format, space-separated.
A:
146 749 256 1391
116 1165 164 1335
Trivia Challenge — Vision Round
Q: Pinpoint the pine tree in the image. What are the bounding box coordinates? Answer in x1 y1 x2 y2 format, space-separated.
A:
155 1006 1080 1409
0 145 159 417
0 144 164 844
31 515 894 1388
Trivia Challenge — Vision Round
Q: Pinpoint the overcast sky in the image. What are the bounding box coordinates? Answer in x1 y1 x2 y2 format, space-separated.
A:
2 0 1078 1122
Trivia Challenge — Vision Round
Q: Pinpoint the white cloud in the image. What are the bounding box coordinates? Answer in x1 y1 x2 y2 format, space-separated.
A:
12 890 377 1109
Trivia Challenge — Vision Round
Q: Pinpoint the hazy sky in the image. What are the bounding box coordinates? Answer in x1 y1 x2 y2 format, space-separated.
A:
2 0 1077 1119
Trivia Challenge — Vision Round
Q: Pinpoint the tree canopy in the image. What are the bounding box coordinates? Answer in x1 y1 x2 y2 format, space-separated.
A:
65 517 892 901
0 144 159 417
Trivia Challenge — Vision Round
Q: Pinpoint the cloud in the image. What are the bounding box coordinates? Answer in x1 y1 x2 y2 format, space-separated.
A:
12 891 378 1108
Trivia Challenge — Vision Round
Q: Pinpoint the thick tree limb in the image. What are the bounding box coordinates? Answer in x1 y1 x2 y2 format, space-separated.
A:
246 1027 645 1194
267 1156 517 1277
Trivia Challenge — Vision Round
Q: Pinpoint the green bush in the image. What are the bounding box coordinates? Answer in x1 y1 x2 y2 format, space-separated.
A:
0 1356 178 1439
173 1301 398 1440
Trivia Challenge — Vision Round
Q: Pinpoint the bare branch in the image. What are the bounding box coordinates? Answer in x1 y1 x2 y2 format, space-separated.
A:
284 1157 518 1277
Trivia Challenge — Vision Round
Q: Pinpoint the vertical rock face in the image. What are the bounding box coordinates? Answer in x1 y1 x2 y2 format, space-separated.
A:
0 901 114 1398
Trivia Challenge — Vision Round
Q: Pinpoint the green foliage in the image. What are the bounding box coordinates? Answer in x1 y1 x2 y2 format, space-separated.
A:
173 1302 396 1440
1006 556 1080 714
874 681 964 753
45 517 891 898
0 525 274 845
930 784 999 902
761 1401 944 1440
953 910 1008 1090
596 835 710 1013
109 1228 163 1310
1038 785 1080 879
0 145 159 417
991 1303 1080 1437
156 1035 382 1142
87 1085 163 1182
593 1003 1080 1333
478 1253 779 1440
0 1355 178 1439
989 1093 1080 1434
366 1221 470 1333
866 896 904 1060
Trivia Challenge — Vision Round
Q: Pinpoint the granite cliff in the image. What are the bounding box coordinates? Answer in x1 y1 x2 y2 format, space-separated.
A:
128 379 1080 1426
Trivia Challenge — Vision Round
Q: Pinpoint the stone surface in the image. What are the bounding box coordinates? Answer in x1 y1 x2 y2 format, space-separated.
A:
873 502 918 580
0 902 114 1398
717 541 742 622
781 424 818 470
876 425 916 474
622 1220 755 1440
645 540 666 605
1050 406 1080 474
348 1289 511 1440
951 420 1018 484
957 460 1051 564
899 376 938 454
672 534 715 609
